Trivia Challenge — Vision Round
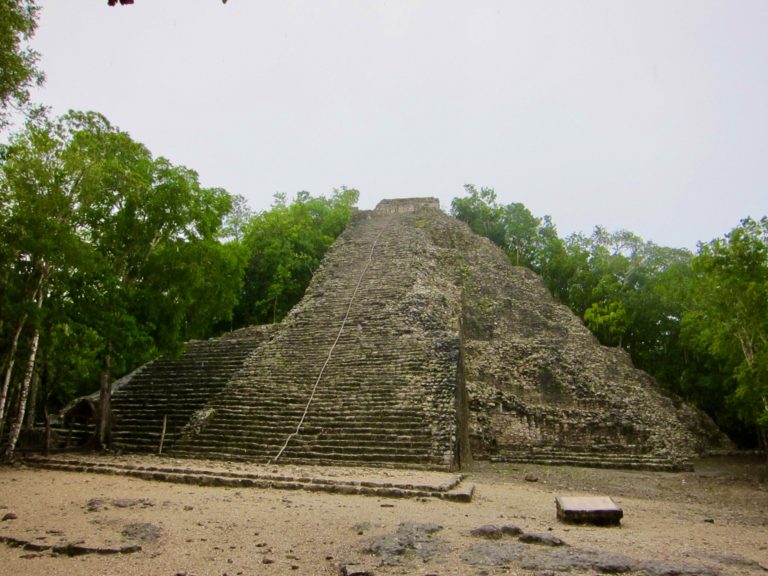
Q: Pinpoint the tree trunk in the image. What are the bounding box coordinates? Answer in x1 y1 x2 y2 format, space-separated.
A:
2 325 41 461
96 341 113 450
0 313 28 435
0 275 42 434
760 427 767 464
25 369 39 430
43 403 51 456
761 396 768 463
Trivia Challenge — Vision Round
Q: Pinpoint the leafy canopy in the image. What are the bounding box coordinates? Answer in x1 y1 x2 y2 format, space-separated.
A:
0 110 243 412
234 188 359 326
681 217 768 441
0 0 43 129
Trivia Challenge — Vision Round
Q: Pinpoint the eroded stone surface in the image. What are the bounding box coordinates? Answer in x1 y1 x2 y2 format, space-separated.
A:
121 523 162 543
517 533 567 547
463 541 721 575
470 524 523 539
363 522 445 565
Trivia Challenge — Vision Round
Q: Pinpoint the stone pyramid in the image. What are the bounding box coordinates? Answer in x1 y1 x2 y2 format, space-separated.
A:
106 198 730 470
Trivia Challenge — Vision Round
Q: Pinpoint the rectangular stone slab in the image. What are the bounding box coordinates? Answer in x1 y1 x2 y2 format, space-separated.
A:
555 496 623 526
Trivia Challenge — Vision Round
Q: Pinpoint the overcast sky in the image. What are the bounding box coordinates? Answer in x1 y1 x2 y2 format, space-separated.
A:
23 0 768 249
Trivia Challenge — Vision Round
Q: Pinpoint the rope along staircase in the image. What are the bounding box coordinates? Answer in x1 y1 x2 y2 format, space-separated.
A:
271 223 389 463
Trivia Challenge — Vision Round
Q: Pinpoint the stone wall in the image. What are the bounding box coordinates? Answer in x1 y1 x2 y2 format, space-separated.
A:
375 197 440 214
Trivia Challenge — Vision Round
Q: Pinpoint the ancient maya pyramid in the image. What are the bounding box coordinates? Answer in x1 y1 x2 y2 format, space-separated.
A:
104 198 729 471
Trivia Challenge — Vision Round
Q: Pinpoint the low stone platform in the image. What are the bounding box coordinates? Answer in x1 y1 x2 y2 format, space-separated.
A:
20 454 474 502
555 496 623 526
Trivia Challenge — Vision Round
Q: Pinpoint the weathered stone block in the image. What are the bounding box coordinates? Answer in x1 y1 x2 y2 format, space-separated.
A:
555 496 623 526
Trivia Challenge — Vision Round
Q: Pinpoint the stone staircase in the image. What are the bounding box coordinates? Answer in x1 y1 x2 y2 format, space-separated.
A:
109 326 275 453
172 206 461 469
488 447 692 471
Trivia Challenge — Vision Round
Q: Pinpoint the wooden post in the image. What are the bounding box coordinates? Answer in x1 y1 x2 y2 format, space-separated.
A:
159 415 167 454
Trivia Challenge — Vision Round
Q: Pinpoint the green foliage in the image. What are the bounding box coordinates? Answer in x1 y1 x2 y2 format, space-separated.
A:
451 185 506 247
584 301 629 345
0 110 243 429
681 218 768 446
234 188 359 326
0 108 359 441
0 0 43 129
39 319 103 406
451 184 566 280
559 228 694 366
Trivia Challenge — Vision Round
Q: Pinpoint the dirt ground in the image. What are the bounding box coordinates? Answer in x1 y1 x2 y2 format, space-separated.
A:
0 455 766 576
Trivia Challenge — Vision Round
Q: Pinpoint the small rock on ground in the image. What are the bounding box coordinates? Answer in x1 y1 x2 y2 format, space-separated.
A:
121 522 162 542
518 533 566 546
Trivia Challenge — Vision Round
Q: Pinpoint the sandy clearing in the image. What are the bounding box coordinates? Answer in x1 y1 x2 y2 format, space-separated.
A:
0 456 766 576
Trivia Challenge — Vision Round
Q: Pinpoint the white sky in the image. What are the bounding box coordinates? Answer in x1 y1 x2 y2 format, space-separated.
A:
23 0 768 249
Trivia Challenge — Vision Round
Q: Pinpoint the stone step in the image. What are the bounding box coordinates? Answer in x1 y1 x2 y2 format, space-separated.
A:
114 390 427 404
200 410 429 423
174 435 433 454
114 406 429 421
172 445 440 466
114 425 433 443
116 374 240 385
190 424 432 440
204 398 430 410
489 452 691 472
122 373 230 381
21 456 472 501
135 358 250 366
181 429 431 446
173 431 426 452
193 423 429 438
115 395 218 404
113 426 435 449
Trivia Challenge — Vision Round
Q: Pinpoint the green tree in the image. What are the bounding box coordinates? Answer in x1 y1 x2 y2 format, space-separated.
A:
221 193 253 242
0 113 87 455
0 0 43 129
451 185 506 247
234 188 359 326
558 228 696 393
681 218 768 449
0 110 242 456
451 184 566 284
